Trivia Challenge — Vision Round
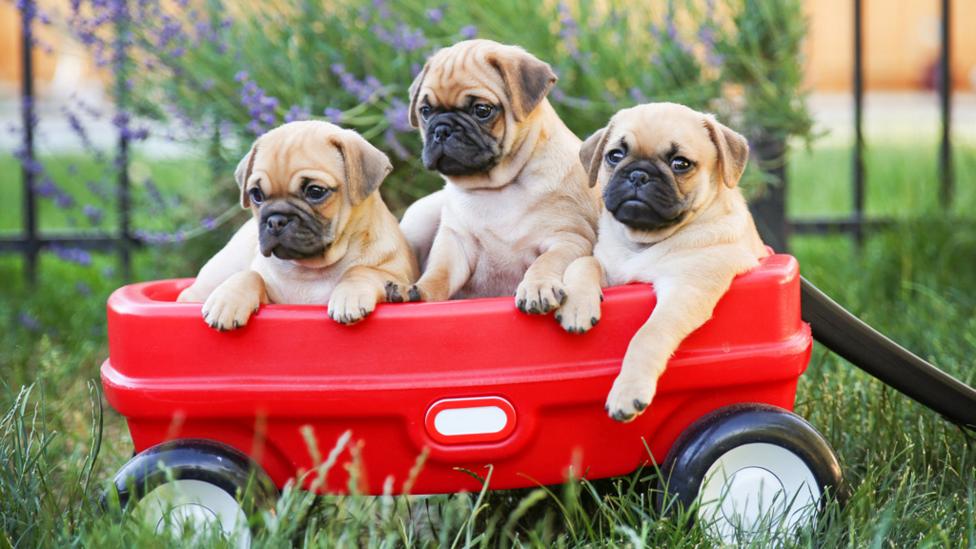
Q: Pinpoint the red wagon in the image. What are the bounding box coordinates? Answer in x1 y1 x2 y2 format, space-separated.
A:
102 253 843 543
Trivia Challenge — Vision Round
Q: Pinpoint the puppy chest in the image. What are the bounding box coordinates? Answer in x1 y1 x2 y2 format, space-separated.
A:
458 233 538 298
252 260 342 304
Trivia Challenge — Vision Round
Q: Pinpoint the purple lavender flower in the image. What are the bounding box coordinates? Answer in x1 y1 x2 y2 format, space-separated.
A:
18 312 41 332
331 64 385 102
75 282 92 296
383 128 410 161
83 204 103 225
426 7 444 24
238 74 280 134
557 2 580 59
201 216 216 230
323 107 344 123
50 245 92 266
385 99 411 133
459 25 477 40
34 177 58 198
374 23 428 52
371 0 391 19
629 87 649 104
54 193 76 209
284 105 311 123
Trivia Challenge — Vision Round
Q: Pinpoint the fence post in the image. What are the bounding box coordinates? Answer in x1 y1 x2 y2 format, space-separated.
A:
20 1 38 284
852 0 865 245
750 135 789 253
939 0 952 208
114 0 132 281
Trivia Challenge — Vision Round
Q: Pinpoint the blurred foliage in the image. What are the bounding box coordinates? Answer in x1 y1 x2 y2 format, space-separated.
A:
89 0 813 210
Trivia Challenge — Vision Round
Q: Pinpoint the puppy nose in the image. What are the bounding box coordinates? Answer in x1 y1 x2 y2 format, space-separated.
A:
265 213 292 235
628 169 651 187
432 123 453 143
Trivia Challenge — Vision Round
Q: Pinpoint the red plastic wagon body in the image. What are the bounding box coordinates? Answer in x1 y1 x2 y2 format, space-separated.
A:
101 253 810 495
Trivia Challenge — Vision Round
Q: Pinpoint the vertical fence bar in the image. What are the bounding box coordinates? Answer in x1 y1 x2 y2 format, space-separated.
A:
939 0 952 208
20 1 38 284
114 0 132 281
750 137 789 252
852 0 865 246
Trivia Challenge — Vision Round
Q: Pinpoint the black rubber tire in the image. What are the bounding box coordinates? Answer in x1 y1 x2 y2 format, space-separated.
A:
105 438 277 529
658 404 845 519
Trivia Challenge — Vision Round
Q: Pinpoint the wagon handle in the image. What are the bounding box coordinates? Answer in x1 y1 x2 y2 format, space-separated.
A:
801 276 976 429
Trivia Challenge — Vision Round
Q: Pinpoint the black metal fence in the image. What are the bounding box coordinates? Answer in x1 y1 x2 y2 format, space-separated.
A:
3 0 957 281
752 0 955 251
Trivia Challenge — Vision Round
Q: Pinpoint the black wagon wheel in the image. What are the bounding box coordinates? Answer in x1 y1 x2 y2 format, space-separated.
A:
107 438 277 546
659 403 845 543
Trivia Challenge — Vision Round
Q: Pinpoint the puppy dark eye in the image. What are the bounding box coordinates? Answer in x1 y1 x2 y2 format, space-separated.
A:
419 105 432 120
670 156 693 173
472 103 494 120
605 149 625 166
247 187 264 205
304 184 331 203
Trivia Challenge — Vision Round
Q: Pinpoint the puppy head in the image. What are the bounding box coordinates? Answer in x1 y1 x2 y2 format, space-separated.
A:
234 121 392 265
408 39 557 185
580 102 749 240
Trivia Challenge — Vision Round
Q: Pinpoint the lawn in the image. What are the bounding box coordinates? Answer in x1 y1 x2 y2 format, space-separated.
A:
1 142 974 547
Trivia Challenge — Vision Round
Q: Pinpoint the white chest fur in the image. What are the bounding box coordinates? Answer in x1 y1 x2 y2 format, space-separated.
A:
251 255 344 304
442 184 548 298
595 214 670 286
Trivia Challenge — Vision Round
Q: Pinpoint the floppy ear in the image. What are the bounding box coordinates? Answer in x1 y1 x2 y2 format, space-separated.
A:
329 130 393 204
234 144 258 208
704 115 750 188
487 48 558 121
407 62 430 128
579 125 611 188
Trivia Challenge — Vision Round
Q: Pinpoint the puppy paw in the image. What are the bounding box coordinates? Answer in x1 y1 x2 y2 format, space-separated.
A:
202 286 260 331
515 276 567 315
328 287 378 325
384 281 408 303
605 374 657 423
555 289 603 334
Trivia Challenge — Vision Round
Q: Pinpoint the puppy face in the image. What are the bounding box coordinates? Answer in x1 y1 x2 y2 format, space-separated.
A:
234 121 392 266
407 39 557 182
580 103 749 239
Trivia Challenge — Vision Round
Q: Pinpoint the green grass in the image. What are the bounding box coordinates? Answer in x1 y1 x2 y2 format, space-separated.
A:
1 143 975 547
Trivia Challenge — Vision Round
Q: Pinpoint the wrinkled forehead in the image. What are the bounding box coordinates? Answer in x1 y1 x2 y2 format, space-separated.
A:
252 124 345 185
421 46 506 106
611 105 715 160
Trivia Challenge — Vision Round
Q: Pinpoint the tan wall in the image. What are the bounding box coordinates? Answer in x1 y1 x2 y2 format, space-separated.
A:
0 3 82 89
804 0 976 90
1 1 975 92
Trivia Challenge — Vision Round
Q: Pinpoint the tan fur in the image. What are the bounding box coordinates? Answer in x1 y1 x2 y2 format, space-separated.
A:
560 103 768 421
177 121 417 329
395 40 600 312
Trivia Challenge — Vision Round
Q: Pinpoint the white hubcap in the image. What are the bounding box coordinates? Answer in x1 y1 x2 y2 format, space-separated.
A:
133 479 251 547
698 443 821 543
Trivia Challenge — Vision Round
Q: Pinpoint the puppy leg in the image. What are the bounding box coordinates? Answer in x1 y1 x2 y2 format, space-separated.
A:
178 218 259 302
556 256 605 334
516 235 590 314
385 227 471 303
201 269 268 331
399 190 445 270
605 271 735 422
329 266 396 325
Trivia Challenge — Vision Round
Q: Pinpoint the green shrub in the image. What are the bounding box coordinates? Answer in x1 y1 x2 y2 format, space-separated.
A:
73 0 812 211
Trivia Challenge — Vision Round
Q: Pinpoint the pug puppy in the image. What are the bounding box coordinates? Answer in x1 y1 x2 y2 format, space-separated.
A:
558 103 768 422
176 121 418 329
387 40 600 313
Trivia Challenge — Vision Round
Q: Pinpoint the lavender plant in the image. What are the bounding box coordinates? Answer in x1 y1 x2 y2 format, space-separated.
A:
12 0 811 269
57 0 808 207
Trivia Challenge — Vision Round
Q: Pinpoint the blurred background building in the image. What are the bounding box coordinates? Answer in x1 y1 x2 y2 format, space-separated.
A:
2 0 975 96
